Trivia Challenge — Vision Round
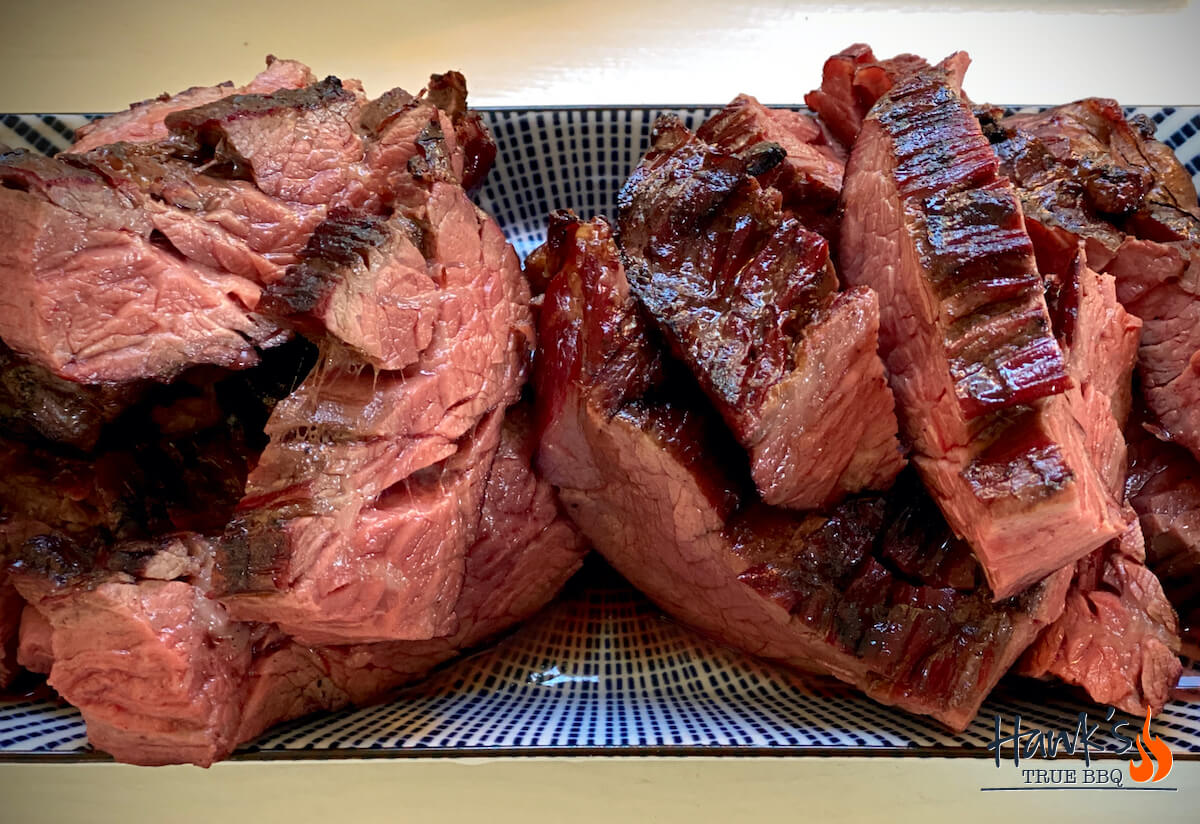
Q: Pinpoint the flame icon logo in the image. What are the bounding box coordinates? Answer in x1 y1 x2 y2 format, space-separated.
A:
1128 706 1173 783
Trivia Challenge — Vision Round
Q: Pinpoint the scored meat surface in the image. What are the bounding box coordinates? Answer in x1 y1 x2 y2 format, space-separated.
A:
839 62 1128 600
618 118 904 511
534 212 1069 730
803 44 971 151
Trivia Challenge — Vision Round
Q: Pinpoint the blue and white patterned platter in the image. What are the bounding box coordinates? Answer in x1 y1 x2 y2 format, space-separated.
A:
1 106 1199 761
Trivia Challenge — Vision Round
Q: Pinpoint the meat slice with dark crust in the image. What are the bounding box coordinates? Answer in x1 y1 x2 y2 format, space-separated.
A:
215 179 533 644
839 64 1128 599
534 211 1068 730
804 45 971 150
425 71 497 192
166 72 491 216
0 68 498 384
1017 251 1180 714
257 211 438 369
166 77 372 210
985 99 1200 461
9 535 254 767
234 404 587 743
70 56 315 153
996 99 1200 251
618 120 904 510
697 94 844 238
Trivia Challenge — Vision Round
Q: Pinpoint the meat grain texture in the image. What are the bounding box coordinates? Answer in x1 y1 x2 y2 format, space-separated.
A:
1 45 1195 764
0 59 586 766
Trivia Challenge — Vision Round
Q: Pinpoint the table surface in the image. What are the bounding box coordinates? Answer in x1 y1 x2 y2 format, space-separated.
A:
1 3 1199 819
2 1 1199 111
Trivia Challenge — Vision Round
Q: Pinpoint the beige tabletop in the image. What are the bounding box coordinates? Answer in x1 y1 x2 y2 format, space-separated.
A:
2 0 1200 111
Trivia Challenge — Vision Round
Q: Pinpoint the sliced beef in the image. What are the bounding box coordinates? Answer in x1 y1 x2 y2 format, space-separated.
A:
257 211 436 370
214 181 533 644
167 72 490 215
70 56 315 153
0 68 497 384
534 212 1067 730
1045 252 1143 488
0 442 161 549
995 99 1200 252
165 77 373 210
0 150 282 382
222 405 504 645
0 63 542 763
0 340 304 572
234 405 587 743
1126 417 1200 639
1022 524 1181 713
9 535 254 767
3 401 584 762
425 71 497 192
1106 240 1200 458
76 141 326 284
985 99 1200 461
697 94 844 238
804 45 971 150
618 121 904 510
839 65 1127 599
1018 252 1181 714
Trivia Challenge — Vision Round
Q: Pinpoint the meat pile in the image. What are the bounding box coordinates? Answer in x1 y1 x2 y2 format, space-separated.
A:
0 58 586 765
2 46 1197 766
531 45 1192 732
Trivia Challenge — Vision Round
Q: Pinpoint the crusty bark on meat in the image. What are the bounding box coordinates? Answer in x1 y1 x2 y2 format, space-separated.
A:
70 56 315 153
0 69 498 383
839 64 1128 599
985 98 1200 462
697 94 844 239
618 121 904 510
534 211 1068 731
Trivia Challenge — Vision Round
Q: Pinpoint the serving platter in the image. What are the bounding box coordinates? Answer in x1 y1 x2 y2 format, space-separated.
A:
1 106 1199 760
